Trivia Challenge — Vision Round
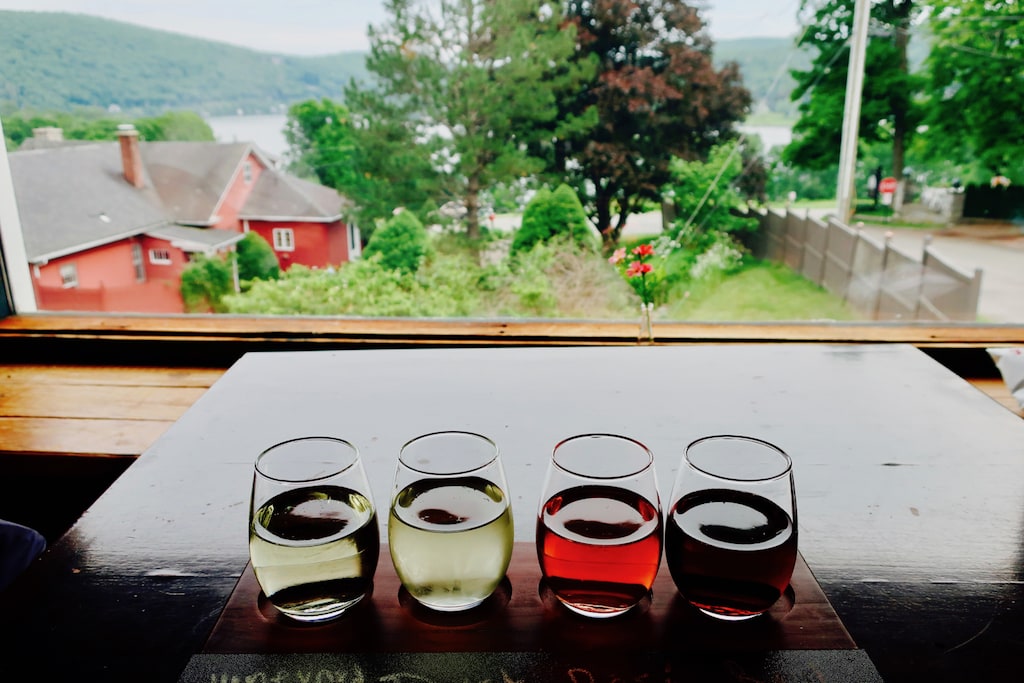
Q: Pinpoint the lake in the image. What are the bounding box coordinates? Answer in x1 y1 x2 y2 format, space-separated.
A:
206 114 290 158
205 114 793 159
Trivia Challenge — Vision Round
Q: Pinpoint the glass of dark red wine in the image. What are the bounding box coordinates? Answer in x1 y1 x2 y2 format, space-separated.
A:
666 435 797 621
536 433 662 618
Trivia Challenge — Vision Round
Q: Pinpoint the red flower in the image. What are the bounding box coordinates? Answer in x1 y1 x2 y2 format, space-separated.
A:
632 244 655 257
626 261 653 278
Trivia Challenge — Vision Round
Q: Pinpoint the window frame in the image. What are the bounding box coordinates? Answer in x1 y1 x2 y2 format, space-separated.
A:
59 263 79 289
272 227 295 252
148 248 173 265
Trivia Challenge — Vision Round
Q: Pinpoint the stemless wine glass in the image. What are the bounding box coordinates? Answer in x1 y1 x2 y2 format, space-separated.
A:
388 430 514 612
249 436 380 622
666 435 798 621
536 433 662 618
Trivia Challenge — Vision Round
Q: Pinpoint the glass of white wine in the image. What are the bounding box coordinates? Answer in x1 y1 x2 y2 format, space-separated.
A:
249 436 379 622
388 430 514 612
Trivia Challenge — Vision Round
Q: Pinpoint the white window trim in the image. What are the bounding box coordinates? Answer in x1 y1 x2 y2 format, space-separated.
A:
59 263 79 289
272 228 295 252
149 248 172 265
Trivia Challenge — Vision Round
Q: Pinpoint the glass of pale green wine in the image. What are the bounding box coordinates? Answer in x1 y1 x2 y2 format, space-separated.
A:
388 430 514 612
249 436 380 622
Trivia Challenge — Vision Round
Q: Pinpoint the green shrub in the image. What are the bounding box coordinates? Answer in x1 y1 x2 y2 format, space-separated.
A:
511 184 596 255
235 232 280 282
362 210 429 273
180 255 233 312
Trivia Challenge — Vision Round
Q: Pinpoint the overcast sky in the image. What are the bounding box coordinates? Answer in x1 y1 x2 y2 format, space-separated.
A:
0 0 802 55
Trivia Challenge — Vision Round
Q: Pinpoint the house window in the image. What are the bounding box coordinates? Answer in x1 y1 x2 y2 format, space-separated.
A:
59 263 78 289
132 243 146 282
149 248 172 265
243 161 253 184
273 228 295 252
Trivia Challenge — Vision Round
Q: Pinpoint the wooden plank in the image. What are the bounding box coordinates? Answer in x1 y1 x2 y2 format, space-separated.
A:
0 364 223 387
2 313 1024 346
0 416 174 457
966 377 1024 417
0 383 208 420
204 545 855 655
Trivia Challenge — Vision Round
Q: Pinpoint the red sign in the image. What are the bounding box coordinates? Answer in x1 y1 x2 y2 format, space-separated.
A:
879 177 898 194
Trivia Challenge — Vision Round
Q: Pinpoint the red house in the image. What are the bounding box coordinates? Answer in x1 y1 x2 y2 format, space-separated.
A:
9 125 359 313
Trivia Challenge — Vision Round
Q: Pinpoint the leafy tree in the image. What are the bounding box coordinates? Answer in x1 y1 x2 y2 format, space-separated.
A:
362 209 430 273
511 184 598 255
922 0 1024 179
786 0 923 182
235 232 280 282
180 255 233 313
546 0 751 249
346 0 593 240
664 140 758 250
134 111 214 142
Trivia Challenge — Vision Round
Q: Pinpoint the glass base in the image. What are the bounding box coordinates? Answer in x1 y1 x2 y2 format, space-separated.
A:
697 607 763 621
556 596 638 619
271 593 366 622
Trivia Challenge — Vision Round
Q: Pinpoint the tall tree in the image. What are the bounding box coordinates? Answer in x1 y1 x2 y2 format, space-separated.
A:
786 0 922 183
923 0 1024 179
346 0 593 240
547 0 750 249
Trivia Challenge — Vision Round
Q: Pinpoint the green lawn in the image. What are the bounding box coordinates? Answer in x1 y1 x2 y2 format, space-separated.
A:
662 261 857 321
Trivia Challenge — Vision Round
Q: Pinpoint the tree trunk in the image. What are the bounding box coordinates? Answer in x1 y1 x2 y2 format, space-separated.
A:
465 175 481 241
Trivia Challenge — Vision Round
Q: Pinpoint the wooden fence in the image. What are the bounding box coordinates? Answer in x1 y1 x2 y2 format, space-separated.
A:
748 209 982 322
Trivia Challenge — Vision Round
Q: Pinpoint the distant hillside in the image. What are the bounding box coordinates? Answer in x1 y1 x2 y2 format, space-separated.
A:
0 11 370 116
714 37 810 119
1 11 841 122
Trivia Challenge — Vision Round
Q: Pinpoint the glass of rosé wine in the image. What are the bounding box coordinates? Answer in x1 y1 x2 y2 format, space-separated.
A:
666 435 798 621
536 433 662 618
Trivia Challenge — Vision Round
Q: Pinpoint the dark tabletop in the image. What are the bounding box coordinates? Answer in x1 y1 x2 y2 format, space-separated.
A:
4 344 1024 681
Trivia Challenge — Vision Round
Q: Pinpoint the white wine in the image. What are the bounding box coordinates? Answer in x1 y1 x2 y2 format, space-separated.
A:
388 476 513 611
250 485 379 622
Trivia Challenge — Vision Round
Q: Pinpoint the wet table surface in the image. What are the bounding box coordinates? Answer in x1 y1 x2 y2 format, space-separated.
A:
4 345 1024 681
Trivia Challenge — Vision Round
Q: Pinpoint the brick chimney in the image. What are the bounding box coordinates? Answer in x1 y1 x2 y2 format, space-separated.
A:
116 124 145 188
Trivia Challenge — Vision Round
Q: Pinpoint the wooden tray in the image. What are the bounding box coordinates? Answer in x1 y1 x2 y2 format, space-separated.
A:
203 543 855 654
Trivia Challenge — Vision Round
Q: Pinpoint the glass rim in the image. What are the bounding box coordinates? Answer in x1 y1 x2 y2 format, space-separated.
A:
551 432 654 480
684 434 792 483
398 429 499 476
254 435 360 484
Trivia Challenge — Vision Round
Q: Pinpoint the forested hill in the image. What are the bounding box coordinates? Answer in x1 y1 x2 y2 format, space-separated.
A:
0 11 371 116
1 10 801 119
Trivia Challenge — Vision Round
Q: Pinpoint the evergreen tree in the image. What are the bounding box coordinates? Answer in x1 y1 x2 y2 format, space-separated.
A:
235 232 280 282
345 0 593 240
511 184 597 255
362 209 430 273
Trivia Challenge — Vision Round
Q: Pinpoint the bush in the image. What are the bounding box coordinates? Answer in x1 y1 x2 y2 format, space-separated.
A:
180 255 233 312
235 232 280 282
511 184 597 255
362 209 429 273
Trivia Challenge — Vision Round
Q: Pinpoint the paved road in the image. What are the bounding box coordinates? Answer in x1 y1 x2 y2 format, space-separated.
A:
493 209 1024 323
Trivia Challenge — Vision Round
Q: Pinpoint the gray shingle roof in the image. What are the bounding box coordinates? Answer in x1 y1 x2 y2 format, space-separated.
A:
144 225 245 252
240 169 348 220
140 142 253 224
9 144 170 262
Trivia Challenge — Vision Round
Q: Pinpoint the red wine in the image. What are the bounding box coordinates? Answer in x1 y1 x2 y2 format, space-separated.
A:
666 488 796 619
537 485 662 616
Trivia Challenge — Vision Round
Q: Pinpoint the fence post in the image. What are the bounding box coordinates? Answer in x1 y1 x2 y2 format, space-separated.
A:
872 232 891 320
912 235 931 319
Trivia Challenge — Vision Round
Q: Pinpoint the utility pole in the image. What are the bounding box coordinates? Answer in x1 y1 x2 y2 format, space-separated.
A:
835 0 871 223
